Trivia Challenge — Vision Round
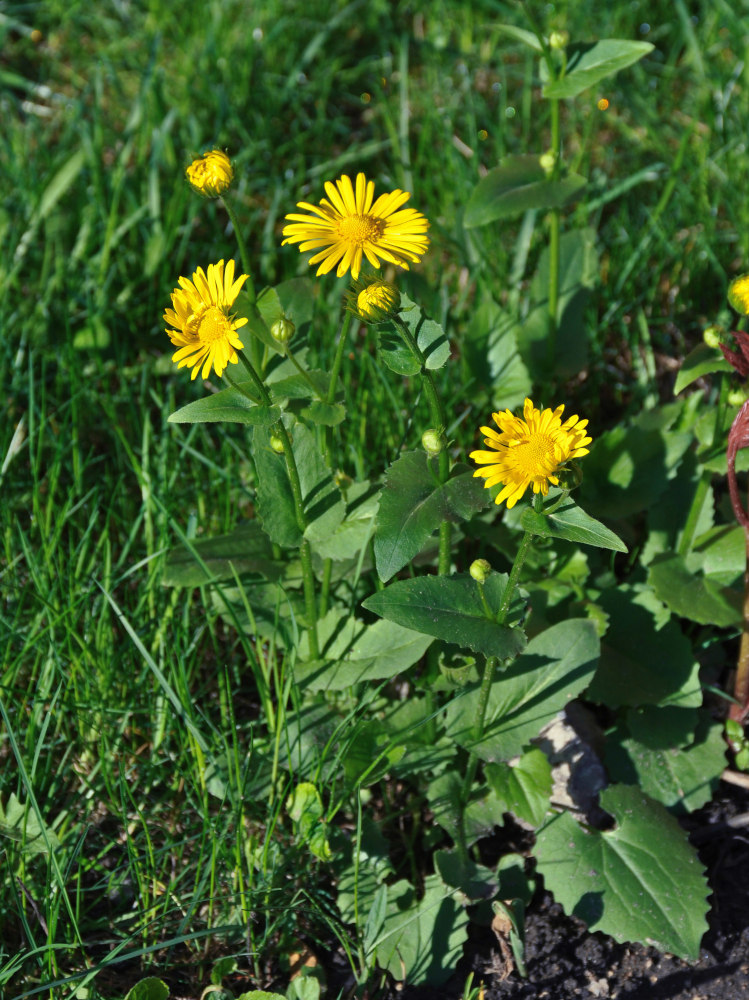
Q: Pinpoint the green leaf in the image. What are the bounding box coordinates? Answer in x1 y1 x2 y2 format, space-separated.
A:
485 748 553 826
300 400 346 426
374 875 469 986
518 227 597 378
465 155 586 226
494 23 543 51
124 979 170 1000
268 369 330 401
0 793 60 854
648 551 742 627
236 993 286 1000
521 497 627 552
378 295 450 374
335 815 394 926
252 422 344 550
374 453 488 581
434 848 498 901
286 782 331 861
587 586 701 708
674 342 733 394
543 40 654 99
163 521 278 586
312 481 380 562
168 390 280 425
535 784 709 959
581 422 693 519
362 572 527 660
463 296 531 410
340 720 406 787
212 579 303 650
444 619 599 762
295 609 432 691
605 713 727 814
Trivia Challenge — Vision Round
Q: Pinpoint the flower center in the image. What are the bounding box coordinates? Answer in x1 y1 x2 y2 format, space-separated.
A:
337 214 385 246
513 434 557 475
187 305 232 344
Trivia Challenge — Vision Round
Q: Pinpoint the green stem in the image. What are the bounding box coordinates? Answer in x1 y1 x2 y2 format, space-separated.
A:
221 196 256 303
497 530 534 625
327 309 354 405
472 656 499 740
547 96 561 373
236 353 319 659
285 344 325 398
319 557 333 617
392 315 452 573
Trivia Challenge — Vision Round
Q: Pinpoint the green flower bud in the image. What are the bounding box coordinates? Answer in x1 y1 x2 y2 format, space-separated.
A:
539 150 556 177
469 558 491 584
703 324 724 349
727 388 749 408
270 433 286 454
422 428 444 457
271 315 295 345
549 29 569 50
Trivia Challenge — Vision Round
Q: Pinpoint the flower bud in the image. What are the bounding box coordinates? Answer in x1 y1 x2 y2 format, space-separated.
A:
422 428 444 457
727 388 749 408
271 315 295 346
703 324 723 349
469 558 491 584
353 279 401 324
270 433 286 454
549 29 569 50
728 274 749 316
539 150 556 177
185 149 234 197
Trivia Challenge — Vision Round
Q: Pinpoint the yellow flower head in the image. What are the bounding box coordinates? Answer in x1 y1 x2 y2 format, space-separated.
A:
728 274 749 316
282 172 429 281
470 398 592 509
164 259 248 380
353 278 401 323
185 149 234 197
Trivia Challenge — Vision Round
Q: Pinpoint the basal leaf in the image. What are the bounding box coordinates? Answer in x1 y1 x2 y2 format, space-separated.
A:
484 748 553 826
465 155 586 226
521 497 627 552
374 875 469 986
648 551 742 627
124 979 170 1000
444 619 598 762
362 572 527 659
434 848 498 901
587 586 701 708
535 784 709 959
543 39 654 99
605 713 726 814
163 521 279 586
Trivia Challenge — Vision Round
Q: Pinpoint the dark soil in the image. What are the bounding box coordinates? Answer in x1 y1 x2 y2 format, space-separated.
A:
388 781 749 1000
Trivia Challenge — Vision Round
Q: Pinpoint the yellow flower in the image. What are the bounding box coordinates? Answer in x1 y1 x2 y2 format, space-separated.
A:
353 278 401 323
728 274 749 316
185 149 234 197
470 398 592 509
164 259 249 380
282 172 429 280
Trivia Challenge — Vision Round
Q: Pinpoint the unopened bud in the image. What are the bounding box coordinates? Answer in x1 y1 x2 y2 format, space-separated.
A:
703 324 723 349
470 559 491 584
727 388 749 408
549 29 569 50
269 433 286 454
539 150 556 177
271 315 295 346
728 274 749 316
422 429 444 457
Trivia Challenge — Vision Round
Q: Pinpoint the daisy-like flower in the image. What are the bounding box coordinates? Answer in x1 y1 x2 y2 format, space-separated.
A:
185 149 234 197
164 259 249 380
470 398 592 509
282 172 429 281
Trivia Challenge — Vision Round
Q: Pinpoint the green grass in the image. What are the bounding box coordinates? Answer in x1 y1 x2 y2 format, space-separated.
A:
3 1 749 997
